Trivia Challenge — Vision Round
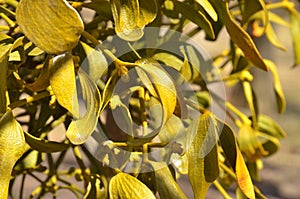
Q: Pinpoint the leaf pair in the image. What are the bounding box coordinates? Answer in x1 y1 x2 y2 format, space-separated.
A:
111 0 157 41
186 112 256 199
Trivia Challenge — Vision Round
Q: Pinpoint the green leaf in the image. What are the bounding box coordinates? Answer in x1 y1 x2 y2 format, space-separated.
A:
66 69 101 145
111 0 157 41
109 95 133 137
111 0 142 41
241 0 267 27
150 161 188 199
24 131 70 153
83 175 107 199
265 22 287 51
49 53 79 118
81 41 108 83
195 0 218 22
138 0 157 27
24 41 44 56
289 9 300 66
242 80 257 127
0 110 28 199
265 59 286 113
26 61 50 92
218 120 255 199
210 0 268 71
153 52 183 71
135 59 177 137
0 55 9 115
109 172 156 199
187 112 219 199
172 0 215 39
100 75 118 112
8 36 26 62
257 132 280 157
257 114 286 139
16 0 84 54
0 33 13 60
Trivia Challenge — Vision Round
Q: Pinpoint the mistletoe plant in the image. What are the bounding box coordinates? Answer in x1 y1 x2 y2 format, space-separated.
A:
0 0 298 198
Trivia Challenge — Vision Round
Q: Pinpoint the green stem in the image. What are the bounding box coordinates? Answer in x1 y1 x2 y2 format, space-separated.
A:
81 31 136 68
213 180 233 199
9 90 51 109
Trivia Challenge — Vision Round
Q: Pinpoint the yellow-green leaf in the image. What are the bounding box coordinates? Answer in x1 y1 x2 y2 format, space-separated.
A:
257 114 286 139
172 0 215 39
150 161 188 199
24 41 44 56
0 33 13 60
49 53 79 118
265 23 286 51
138 0 157 27
24 131 70 153
152 52 183 71
136 59 176 126
210 0 268 71
26 63 50 92
83 175 107 199
109 172 156 199
195 0 218 22
290 9 300 66
111 0 142 41
0 110 29 199
0 56 9 115
218 120 255 199
109 95 133 137
8 36 25 62
81 41 108 83
241 0 267 27
16 0 84 54
265 59 286 113
66 69 101 145
187 112 219 199
242 80 257 127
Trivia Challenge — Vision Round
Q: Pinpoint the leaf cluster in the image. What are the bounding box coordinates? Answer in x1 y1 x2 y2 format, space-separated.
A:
0 0 296 198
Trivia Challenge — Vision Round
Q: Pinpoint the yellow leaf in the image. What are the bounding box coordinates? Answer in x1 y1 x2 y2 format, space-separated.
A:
16 0 84 54
136 59 177 124
218 120 255 199
289 9 300 66
66 69 101 145
0 110 29 198
195 0 218 22
210 0 268 71
49 53 79 118
265 60 286 113
111 0 140 41
109 172 156 199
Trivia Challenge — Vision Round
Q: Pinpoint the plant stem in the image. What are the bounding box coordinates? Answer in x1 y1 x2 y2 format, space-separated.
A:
9 90 51 109
81 31 136 68
213 180 233 199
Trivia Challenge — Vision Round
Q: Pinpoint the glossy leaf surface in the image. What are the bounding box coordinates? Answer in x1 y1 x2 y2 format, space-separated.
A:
16 0 84 54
